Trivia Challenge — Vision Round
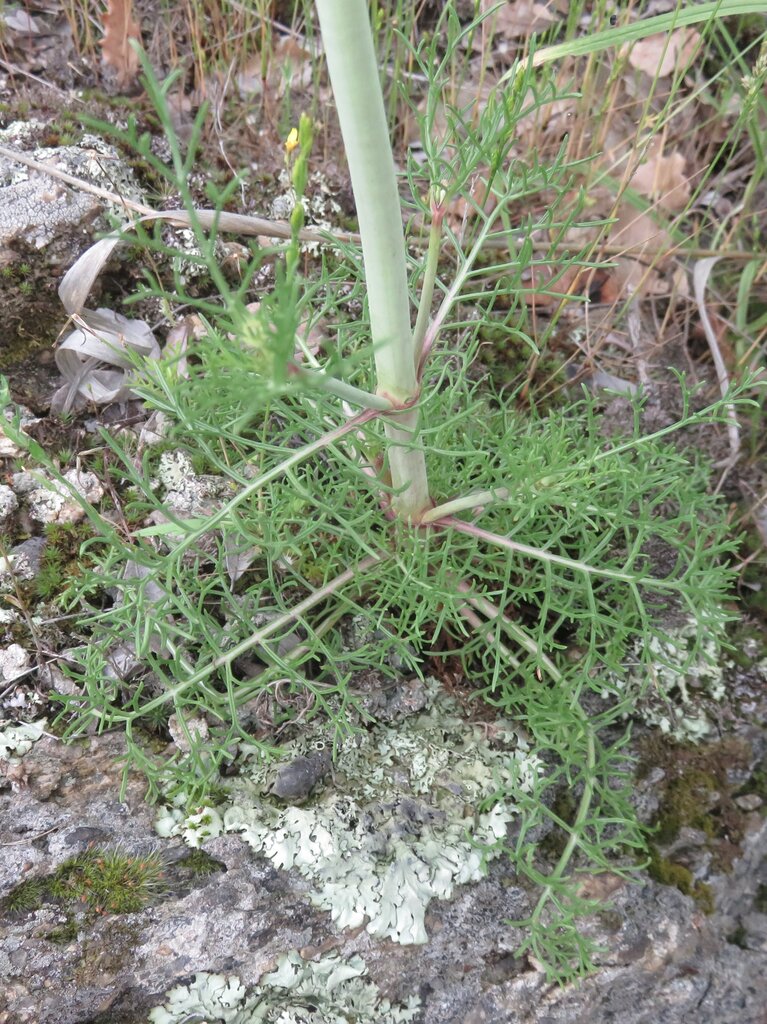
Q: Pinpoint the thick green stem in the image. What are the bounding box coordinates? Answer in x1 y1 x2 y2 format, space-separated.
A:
315 0 430 521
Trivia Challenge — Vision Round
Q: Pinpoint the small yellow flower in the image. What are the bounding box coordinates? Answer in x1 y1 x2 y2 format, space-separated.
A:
285 127 299 154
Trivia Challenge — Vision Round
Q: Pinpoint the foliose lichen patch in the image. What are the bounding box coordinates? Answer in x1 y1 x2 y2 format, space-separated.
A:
0 718 46 760
623 615 729 741
148 951 420 1024
155 680 541 945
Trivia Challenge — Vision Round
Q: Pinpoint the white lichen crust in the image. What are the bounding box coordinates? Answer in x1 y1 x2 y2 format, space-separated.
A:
148 951 420 1024
628 615 730 741
156 680 541 945
0 718 46 760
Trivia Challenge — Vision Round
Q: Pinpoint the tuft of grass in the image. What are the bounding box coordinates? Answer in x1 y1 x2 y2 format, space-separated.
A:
47 848 167 915
2 848 167 920
34 522 96 602
2 877 46 915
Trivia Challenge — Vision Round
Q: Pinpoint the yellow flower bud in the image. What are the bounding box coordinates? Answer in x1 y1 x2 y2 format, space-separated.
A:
285 127 299 154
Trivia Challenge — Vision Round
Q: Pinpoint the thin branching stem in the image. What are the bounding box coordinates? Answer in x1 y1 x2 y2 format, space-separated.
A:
438 516 643 585
140 410 381 558
454 580 562 682
417 192 517 377
80 552 388 724
293 367 395 410
422 487 510 524
413 192 446 374
531 725 597 926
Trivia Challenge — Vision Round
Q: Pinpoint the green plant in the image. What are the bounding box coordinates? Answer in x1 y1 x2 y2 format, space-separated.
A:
48 847 166 914
34 522 96 602
2 848 166 918
1 0 762 983
2 877 46 915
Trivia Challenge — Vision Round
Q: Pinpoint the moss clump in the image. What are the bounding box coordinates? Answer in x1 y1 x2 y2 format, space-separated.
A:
653 769 718 844
46 917 80 945
49 848 166 914
727 923 749 948
647 847 715 914
2 847 166 921
179 848 224 876
755 883 767 913
538 788 578 860
638 735 753 873
34 521 97 601
735 753 767 806
2 877 45 915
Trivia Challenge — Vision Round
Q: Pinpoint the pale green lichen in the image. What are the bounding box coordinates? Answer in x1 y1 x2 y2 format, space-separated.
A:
0 718 46 760
148 951 420 1024
155 680 541 945
623 616 729 741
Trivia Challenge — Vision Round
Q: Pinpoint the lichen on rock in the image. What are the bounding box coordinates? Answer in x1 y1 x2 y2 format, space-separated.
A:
0 718 46 760
148 950 420 1024
622 614 730 741
155 679 542 945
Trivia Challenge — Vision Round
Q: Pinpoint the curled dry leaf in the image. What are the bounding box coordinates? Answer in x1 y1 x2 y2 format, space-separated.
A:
624 27 701 79
479 0 556 41
54 234 160 412
52 309 160 414
59 234 122 316
692 256 740 463
630 138 690 213
100 0 141 87
1 9 41 34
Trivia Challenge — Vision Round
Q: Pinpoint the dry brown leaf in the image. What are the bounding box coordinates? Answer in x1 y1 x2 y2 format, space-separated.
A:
515 185 676 306
236 35 313 99
1 9 41 34
607 202 673 297
631 138 690 212
624 27 700 78
479 0 556 40
100 0 141 87
444 166 499 234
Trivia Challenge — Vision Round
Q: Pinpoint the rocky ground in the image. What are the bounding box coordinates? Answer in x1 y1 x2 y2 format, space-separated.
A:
2 6 767 1021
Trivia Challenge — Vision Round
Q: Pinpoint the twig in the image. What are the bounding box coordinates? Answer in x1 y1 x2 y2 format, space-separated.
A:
692 257 740 469
0 824 61 847
0 144 359 245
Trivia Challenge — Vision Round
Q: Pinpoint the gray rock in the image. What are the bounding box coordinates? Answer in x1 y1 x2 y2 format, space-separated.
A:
1 728 767 1024
0 123 142 253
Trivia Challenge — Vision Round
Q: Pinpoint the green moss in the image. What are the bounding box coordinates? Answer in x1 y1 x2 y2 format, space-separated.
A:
0 333 51 372
35 521 97 601
755 883 767 913
46 917 80 945
647 847 715 914
538 788 578 860
49 848 166 914
179 849 223 876
727 923 750 949
653 769 718 844
2 847 166 922
736 754 767 805
2 877 45 914
692 881 715 915
637 735 752 874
